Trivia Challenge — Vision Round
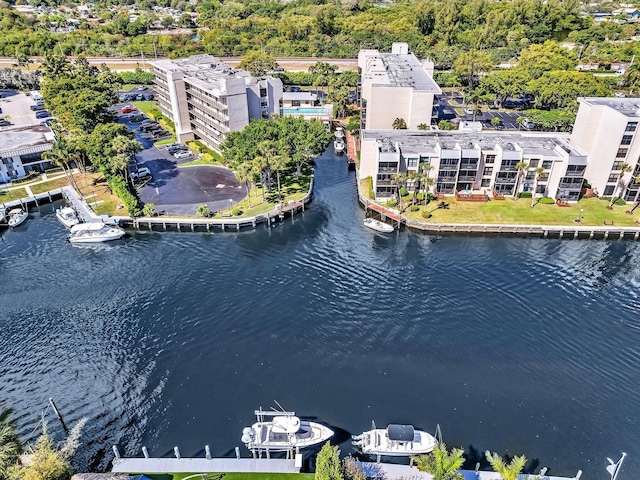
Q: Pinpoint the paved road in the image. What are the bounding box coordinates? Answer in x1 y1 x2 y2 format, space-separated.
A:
113 106 244 215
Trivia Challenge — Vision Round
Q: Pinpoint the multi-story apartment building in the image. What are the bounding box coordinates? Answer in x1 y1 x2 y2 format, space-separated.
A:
0 125 56 182
357 43 441 130
360 130 588 202
571 97 640 201
151 55 283 151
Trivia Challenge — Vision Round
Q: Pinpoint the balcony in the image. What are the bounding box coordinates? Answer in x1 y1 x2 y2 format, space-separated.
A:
378 167 398 173
438 164 458 171
559 182 582 189
564 170 585 177
458 175 476 182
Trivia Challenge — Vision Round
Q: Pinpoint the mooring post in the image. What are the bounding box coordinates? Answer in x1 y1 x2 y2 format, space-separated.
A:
112 445 121 460
174 446 180 459
205 445 212 459
48 398 68 433
142 447 149 458
235 447 240 459
575 470 582 479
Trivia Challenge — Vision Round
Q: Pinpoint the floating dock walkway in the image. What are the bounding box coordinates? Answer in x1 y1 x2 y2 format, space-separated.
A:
112 457 300 474
357 462 583 480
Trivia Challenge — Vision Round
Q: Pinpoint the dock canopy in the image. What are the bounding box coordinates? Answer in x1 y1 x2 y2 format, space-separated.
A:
387 424 415 442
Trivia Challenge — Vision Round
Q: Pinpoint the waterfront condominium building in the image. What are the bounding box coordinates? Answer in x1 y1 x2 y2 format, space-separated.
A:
151 55 283 151
357 43 441 130
571 97 640 201
360 130 588 202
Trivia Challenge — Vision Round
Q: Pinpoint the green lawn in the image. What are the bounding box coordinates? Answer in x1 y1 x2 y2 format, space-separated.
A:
133 101 158 115
402 197 640 226
30 176 71 194
0 187 28 203
156 137 177 146
179 158 222 167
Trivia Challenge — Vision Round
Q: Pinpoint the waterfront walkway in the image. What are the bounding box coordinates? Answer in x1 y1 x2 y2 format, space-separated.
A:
111 457 300 474
357 462 582 480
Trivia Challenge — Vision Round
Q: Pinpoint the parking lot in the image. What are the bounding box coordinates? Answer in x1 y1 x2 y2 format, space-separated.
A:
0 89 52 130
437 90 526 130
114 105 245 215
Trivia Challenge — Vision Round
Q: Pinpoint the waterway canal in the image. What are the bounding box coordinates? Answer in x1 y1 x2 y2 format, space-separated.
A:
1 147 639 478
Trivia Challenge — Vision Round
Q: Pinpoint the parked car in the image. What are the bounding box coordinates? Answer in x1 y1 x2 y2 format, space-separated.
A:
168 145 188 154
30 104 46 111
145 94 155 101
130 167 152 179
135 94 145 101
35 111 51 119
173 151 192 159
152 130 168 138
0 120 11 127
122 106 137 114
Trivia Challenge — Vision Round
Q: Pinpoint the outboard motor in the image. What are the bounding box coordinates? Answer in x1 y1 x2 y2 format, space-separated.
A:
241 427 255 445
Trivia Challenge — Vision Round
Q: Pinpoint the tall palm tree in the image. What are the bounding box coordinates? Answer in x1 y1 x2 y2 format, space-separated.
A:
485 451 526 480
530 166 545 207
513 161 529 201
42 138 80 192
235 162 253 208
413 443 464 480
252 156 267 201
609 162 632 208
423 177 435 206
391 172 407 207
0 406 21 478
257 140 279 190
628 174 640 213
408 171 422 204
271 155 288 201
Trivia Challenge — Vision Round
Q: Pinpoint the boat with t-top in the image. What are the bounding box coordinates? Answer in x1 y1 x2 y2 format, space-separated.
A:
7 208 28 228
334 139 345 154
363 217 394 233
241 406 334 453
68 222 125 243
352 422 437 459
56 206 80 228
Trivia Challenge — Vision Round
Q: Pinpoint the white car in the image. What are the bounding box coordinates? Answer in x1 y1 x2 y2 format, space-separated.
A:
173 151 192 159
130 167 151 179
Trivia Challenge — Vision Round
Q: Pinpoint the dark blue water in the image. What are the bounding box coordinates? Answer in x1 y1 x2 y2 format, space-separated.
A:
1 149 639 479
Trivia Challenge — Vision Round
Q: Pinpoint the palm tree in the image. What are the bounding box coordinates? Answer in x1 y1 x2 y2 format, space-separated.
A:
413 443 464 480
516 116 526 130
392 118 407 129
252 156 267 201
609 162 632 208
513 161 529 201
235 162 253 208
0 406 21 478
423 177 435 206
408 171 422 204
271 155 288 201
628 174 640 213
391 172 407 207
42 138 80 192
257 140 279 191
530 166 545 207
485 451 526 480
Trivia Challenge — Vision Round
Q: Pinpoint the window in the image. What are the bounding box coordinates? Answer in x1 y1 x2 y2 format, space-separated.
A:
407 157 418 168
616 148 628 158
292 100 301 107
529 159 539 167
612 161 624 170
627 122 638 132
481 178 491 187
608 174 619 183
536 184 546 193
484 154 496 164
525 171 535 180
542 160 553 169
260 88 267 97
621 135 633 145
483 167 493 176
604 185 615 196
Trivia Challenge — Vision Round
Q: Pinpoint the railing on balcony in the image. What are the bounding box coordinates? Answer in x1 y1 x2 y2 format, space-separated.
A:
378 167 398 173
564 170 585 177
438 165 458 171
458 175 476 182
559 182 583 189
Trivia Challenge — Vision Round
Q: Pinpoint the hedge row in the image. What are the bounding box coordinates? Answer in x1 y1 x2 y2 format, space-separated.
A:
108 174 143 216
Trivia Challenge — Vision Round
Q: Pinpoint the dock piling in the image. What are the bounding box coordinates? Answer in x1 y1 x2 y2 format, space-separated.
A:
174 447 181 459
205 445 211 460
142 447 149 459
112 446 121 460
575 470 582 479
235 447 240 459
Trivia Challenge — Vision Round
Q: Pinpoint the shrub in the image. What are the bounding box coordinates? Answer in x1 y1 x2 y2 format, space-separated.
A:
399 186 408 196
196 204 210 217
366 176 374 200
518 191 532 198
417 192 425 201
438 120 457 130
232 207 243 216
119 68 154 85
410 205 420 212
386 199 398 207
107 175 142 216
421 209 432 218
427 192 436 201
539 197 555 204
148 107 163 120
142 203 156 217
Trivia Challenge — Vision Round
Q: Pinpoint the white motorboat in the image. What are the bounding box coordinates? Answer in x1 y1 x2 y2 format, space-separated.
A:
363 217 394 233
335 127 345 139
334 139 345 154
56 206 80 228
68 222 125 243
352 423 437 458
7 208 28 228
241 408 334 453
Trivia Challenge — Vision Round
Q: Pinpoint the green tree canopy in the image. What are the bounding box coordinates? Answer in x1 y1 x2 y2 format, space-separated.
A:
315 442 343 480
238 51 277 76
413 443 465 480
518 40 578 79
528 70 612 110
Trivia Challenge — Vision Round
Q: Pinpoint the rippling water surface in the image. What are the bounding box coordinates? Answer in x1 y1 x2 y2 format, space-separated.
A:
1 150 639 478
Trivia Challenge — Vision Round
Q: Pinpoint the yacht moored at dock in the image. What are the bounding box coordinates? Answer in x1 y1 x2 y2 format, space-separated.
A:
68 222 125 243
352 423 437 458
334 139 345 154
56 206 80 228
364 217 394 233
241 408 334 454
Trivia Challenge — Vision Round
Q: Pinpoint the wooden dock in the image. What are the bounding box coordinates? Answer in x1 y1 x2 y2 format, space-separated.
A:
357 462 582 480
112 457 300 474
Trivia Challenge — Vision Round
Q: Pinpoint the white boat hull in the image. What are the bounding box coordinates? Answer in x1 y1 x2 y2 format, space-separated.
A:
8 211 28 228
243 419 334 452
68 223 125 243
334 140 345 154
353 427 436 457
364 218 394 233
56 207 80 228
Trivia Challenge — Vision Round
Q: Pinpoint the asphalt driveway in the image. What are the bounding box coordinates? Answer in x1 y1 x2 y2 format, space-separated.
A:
113 105 244 215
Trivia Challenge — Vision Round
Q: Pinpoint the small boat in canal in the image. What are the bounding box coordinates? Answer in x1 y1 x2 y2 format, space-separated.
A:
352 423 437 458
335 127 345 139
241 407 334 453
7 208 28 228
363 217 394 233
56 206 80 228
68 222 125 243
334 139 345 154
